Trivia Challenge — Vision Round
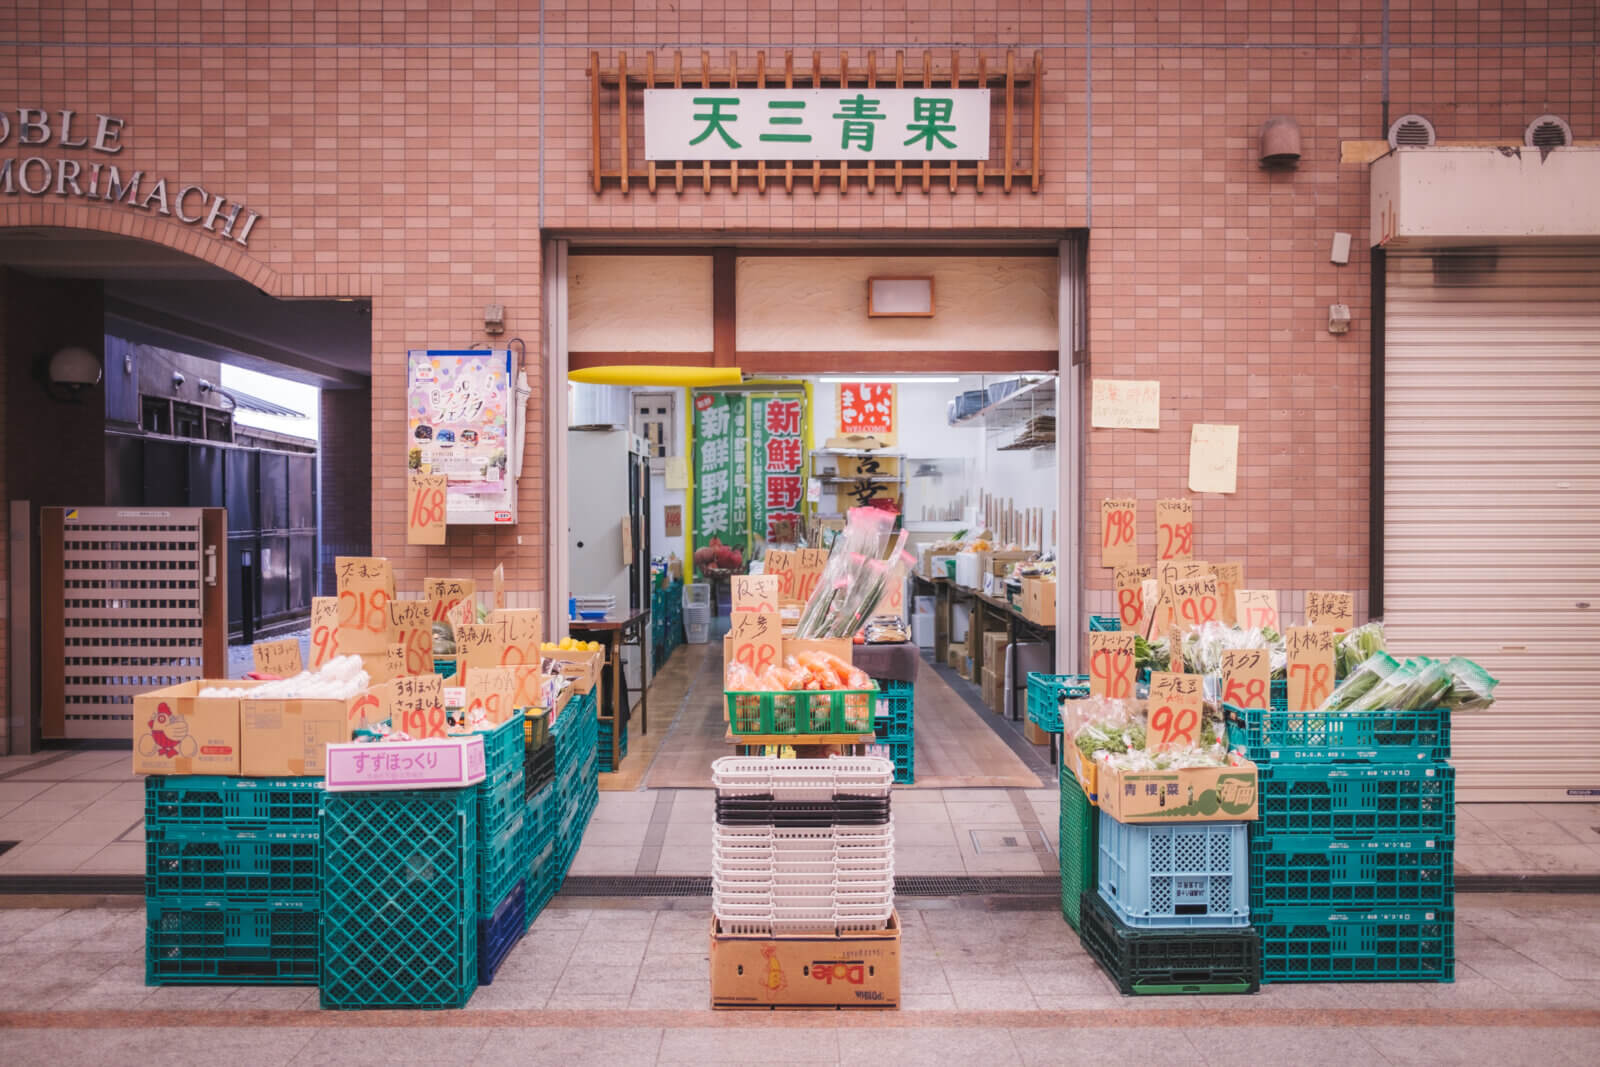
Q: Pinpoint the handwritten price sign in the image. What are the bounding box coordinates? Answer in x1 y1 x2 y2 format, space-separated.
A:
454 623 509 672
795 549 828 605
1155 498 1194 561
1171 574 1221 628
387 600 434 675
252 638 302 678
1089 631 1136 699
309 597 341 669
425 577 476 624
384 643 405 681
1146 671 1204 752
465 666 517 725
407 472 447 545
727 612 782 678
1286 626 1336 712
1145 582 1176 640
765 549 795 600
334 557 395 653
347 681 391 728
391 674 446 738
492 563 506 611
1221 648 1272 710
1214 562 1243 625
1100 497 1138 569
1114 565 1150 631
1306 591 1354 632
488 609 543 666
1235 589 1280 630
733 574 780 614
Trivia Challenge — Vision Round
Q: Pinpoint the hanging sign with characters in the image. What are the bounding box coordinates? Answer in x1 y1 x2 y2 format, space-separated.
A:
837 382 896 442
752 394 805 545
407 350 515 526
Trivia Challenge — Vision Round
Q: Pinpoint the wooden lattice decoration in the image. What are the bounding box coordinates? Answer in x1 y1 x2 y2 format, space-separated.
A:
589 49 1044 194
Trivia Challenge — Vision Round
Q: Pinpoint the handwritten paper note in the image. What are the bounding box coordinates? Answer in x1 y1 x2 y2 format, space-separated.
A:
407 472 448 545
1146 672 1204 752
663 455 688 490
1286 626 1336 712
1091 379 1161 430
1155 498 1194 561
1306 591 1355 632
309 597 341 669
1221 648 1272 710
252 638 302 678
1088 631 1136 700
726 612 783 679
1214 562 1244 625
1100 497 1139 569
1114 565 1151 631
1188 423 1240 495
1235 589 1281 631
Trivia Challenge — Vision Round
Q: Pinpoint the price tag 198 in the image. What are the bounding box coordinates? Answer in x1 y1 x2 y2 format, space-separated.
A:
727 612 783 678
1114 565 1150 631
406 472 447 545
391 674 447 738
1214 562 1243 625
309 597 341 669
1100 497 1138 569
1155 498 1194 561
1235 589 1280 631
1146 671 1204 752
1306 591 1354 632
1220 648 1272 710
1170 574 1221 628
252 638 302 678
1285 626 1336 712
1088 631 1136 699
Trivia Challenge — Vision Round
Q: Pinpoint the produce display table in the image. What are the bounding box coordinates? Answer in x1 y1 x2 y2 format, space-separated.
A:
571 606 650 771
913 572 1055 721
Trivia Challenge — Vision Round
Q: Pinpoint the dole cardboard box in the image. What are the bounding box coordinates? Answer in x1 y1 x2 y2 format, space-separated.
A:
1096 759 1260 823
710 913 900 1010
133 680 264 776
240 695 361 777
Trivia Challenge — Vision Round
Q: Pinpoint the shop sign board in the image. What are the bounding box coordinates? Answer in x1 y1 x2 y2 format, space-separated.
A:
752 394 805 544
692 391 747 556
645 89 990 162
837 383 896 439
407 350 515 525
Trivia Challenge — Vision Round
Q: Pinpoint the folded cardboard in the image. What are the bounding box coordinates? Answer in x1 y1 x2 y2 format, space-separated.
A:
132 680 263 776
324 733 488 792
981 667 1004 714
1095 760 1260 823
710 913 900 1010
240 695 359 777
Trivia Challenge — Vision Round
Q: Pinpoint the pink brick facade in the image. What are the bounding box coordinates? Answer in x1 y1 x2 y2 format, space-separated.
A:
1 1 1594 737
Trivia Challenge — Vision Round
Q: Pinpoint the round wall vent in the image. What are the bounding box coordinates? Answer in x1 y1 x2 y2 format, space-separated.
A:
1387 114 1436 148
1524 114 1572 149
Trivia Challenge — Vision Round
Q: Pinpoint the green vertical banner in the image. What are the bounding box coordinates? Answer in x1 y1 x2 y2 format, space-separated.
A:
751 393 805 544
692 390 746 557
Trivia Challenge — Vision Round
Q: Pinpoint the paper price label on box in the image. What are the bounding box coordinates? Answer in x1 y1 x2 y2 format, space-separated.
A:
1155 498 1193 561
795 549 828 604
1221 648 1272 710
346 682 392 728
1286 626 1336 712
1306 591 1354 632
1214 562 1244 625
765 549 795 600
1114 565 1150 631
425 577 476 624
1099 497 1138 569
407 472 448 545
1235 589 1280 631
465 666 517 724
391 673 447 738
1146 671 1204 752
309 597 341 670
334 557 395 653
1088 631 1136 699
388 600 435 676
252 638 302 678
1171 574 1220 629
732 574 780 613
488 609 543 666
726 612 783 677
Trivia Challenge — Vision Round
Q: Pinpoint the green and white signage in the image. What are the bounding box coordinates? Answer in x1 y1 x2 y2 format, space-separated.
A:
644 89 991 162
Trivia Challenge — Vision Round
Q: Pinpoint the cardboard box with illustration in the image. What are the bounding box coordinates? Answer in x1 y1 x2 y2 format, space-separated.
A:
1096 760 1260 823
710 913 900 1010
132 680 264 776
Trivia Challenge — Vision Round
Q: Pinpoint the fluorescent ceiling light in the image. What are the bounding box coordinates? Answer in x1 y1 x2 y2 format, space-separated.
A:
815 375 961 384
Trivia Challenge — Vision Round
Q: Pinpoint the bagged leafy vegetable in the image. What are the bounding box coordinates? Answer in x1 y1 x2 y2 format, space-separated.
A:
1444 656 1499 711
1337 621 1387 679
1321 651 1399 711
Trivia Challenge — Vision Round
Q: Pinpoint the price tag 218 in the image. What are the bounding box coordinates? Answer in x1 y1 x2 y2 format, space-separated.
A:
1146 671 1204 752
1088 632 1136 699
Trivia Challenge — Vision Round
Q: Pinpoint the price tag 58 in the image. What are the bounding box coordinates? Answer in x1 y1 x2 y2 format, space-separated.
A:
1221 648 1271 710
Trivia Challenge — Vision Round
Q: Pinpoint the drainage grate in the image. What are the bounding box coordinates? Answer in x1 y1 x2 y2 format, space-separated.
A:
969 828 1051 855
0 873 144 895
559 876 711 897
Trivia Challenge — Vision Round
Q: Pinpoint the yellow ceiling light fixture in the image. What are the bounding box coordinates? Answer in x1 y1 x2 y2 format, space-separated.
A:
568 365 743 387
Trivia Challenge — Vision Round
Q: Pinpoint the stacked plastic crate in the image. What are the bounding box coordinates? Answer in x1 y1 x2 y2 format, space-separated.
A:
475 710 533 983
551 689 600 887
870 679 915 784
523 707 559 923
1229 700 1455 983
711 757 895 936
144 776 324 986
1027 673 1090 766
1057 754 1097 932
597 708 629 773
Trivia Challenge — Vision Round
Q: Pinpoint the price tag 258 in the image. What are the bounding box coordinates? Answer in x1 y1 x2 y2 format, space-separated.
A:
1088 632 1136 699
1146 671 1204 752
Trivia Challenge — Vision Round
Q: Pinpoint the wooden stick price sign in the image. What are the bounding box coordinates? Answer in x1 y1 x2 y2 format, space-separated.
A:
732 574 781 613
1220 648 1272 710
1235 589 1280 631
727 612 783 678
1286 626 1336 712
1146 671 1204 752
465 666 517 725
309 597 341 669
765 549 796 600
334 556 395 653
391 674 446 738
1155 498 1194 561
1100 497 1139 569
1169 625 1186 674
406 472 447 545
388 600 435 676
488 609 543 666
795 548 829 604
1214 562 1244 625
425 577 476 624
1114 565 1151 631
252 638 303 678
1171 574 1221 628
1088 631 1136 699
1144 580 1176 640
1306 591 1354 633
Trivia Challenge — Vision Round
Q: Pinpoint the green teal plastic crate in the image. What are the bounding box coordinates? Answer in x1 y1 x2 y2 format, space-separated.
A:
1078 890 1260 996
320 787 478 1009
478 765 528 844
146 900 319 985
524 837 557 929
478 808 532 913
146 830 321 905
145 775 323 833
1089 615 1121 632
1027 673 1091 734
1096 813 1250 929
725 687 876 735
1250 831 1454 910
1256 763 1455 836
1223 703 1450 763
1059 765 1097 931
1256 905 1454 983
873 679 914 737
478 709 527 788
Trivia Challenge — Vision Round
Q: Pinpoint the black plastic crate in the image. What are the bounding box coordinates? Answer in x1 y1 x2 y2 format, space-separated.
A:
478 879 527 985
712 794 892 827
1078 890 1260 996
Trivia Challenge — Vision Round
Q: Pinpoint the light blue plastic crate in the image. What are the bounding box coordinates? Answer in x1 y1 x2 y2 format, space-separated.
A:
1097 812 1250 929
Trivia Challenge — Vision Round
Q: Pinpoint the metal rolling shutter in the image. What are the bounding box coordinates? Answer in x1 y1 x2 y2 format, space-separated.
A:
1383 244 1600 802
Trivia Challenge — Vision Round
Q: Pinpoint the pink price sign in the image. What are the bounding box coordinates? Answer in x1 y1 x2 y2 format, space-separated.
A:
323 734 487 792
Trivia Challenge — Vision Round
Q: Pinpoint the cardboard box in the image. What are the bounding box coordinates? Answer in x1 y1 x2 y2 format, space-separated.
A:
988 550 1032 581
944 647 963 672
543 648 604 693
981 667 1003 713
1025 719 1050 746
133 680 261 776
240 696 358 777
1096 760 1260 823
982 630 1009 668
1022 577 1057 627
710 913 900 1010
324 734 487 792
1068 743 1099 805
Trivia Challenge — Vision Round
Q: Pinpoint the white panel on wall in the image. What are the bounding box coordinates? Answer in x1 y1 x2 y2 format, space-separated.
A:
569 255 714 352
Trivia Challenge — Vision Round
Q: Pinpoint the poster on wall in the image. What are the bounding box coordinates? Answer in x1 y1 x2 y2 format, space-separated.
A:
407 350 515 525
752 394 806 545
837 382 896 444
692 391 745 561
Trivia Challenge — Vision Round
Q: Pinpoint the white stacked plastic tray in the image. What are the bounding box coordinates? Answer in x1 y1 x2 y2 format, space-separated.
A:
710 757 895 936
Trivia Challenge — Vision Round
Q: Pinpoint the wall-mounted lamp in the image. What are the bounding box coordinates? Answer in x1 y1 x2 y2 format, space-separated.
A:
42 345 103 401
1258 116 1302 170
484 303 506 335
867 276 935 318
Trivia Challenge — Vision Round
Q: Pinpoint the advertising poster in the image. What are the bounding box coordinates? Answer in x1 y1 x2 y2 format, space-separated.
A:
407 350 515 525
752 394 805 544
693 391 744 554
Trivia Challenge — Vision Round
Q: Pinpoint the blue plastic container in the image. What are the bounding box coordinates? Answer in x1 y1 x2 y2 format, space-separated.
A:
1097 812 1250 929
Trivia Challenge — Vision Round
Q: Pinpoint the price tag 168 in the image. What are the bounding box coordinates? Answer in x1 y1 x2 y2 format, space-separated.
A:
388 600 435 676
425 577 476 624
1286 626 1336 712
1220 648 1272 710
406 472 447 545
1146 671 1204 752
1088 631 1136 699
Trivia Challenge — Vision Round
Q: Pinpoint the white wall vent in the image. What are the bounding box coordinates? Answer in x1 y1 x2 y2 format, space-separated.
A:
1387 114 1437 148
